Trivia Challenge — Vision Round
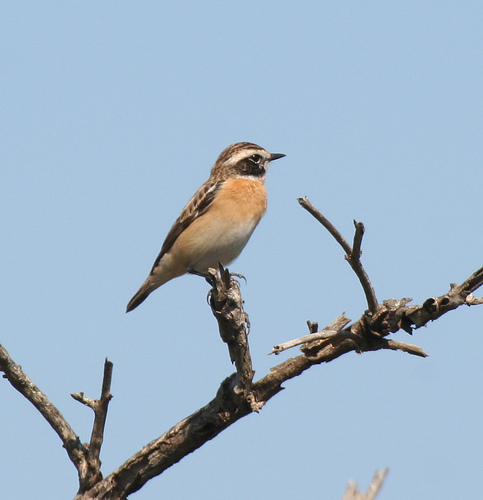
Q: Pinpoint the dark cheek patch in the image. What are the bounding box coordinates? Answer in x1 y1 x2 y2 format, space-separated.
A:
240 159 266 177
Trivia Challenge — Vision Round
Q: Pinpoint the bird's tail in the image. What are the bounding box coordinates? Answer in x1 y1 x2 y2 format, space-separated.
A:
126 281 152 312
126 258 181 312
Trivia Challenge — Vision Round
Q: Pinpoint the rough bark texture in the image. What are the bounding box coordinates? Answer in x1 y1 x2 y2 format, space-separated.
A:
1 199 482 500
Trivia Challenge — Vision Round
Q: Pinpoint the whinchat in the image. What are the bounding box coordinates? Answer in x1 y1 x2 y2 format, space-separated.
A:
126 142 285 312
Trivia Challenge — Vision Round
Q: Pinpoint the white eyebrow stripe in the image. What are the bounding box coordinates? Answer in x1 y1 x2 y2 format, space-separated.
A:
224 148 267 166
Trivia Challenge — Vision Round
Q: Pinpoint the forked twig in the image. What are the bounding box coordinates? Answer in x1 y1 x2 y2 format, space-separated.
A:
72 359 113 491
342 468 389 500
273 200 483 359
0 344 89 481
0 347 113 495
298 197 378 313
2 197 482 499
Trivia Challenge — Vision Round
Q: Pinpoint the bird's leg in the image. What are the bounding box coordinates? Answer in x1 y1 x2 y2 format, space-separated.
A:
187 265 245 282
187 266 212 279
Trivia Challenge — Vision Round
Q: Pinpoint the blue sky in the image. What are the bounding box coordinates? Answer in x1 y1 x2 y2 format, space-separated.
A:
1 2 482 499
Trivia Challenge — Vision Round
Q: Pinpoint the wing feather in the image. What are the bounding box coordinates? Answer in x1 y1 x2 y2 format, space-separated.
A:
150 179 223 273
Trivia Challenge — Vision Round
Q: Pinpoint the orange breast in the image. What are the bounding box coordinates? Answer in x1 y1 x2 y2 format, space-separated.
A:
210 177 267 223
168 177 268 272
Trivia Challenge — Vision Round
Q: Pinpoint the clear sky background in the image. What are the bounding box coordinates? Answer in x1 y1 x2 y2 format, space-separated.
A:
1 2 482 499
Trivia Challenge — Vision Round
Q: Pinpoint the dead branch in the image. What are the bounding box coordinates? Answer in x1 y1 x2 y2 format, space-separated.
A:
342 468 389 500
1 199 482 500
0 344 89 482
72 359 113 492
298 197 378 313
271 328 353 354
0 347 115 496
205 265 257 407
77 373 252 500
275 199 483 360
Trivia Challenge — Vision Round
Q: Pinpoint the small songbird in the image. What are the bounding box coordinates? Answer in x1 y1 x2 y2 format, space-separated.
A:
126 142 285 312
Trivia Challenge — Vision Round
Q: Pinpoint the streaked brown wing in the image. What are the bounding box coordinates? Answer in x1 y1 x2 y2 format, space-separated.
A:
150 179 223 273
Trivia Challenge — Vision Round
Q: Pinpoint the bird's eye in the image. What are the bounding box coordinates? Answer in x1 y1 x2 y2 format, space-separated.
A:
250 154 262 164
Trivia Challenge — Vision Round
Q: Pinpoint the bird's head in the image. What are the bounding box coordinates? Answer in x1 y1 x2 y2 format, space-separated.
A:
211 142 285 181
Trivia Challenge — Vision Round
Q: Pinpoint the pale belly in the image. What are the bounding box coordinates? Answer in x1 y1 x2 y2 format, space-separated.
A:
173 178 267 273
187 217 260 271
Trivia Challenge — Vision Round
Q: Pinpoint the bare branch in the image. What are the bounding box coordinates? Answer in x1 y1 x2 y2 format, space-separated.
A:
306 320 319 334
88 359 113 463
270 329 352 355
79 374 253 500
380 339 428 357
0 344 89 482
271 314 353 354
342 468 389 500
76 359 114 492
380 266 483 334
458 266 483 295
351 220 364 261
466 293 483 305
3 199 482 499
297 196 352 254
365 468 389 500
298 197 378 312
270 329 427 357
0 347 114 495
264 263 483 399
71 392 97 409
71 359 113 492
205 266 256 407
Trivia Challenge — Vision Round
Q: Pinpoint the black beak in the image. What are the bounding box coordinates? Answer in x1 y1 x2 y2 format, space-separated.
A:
269 153 286 161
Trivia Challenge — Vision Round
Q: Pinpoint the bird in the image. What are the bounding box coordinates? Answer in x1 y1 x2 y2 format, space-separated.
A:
126 142 285 312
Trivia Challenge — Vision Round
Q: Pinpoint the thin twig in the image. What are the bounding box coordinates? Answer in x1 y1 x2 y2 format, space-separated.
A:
298 197 379 313
366 468 389 500
458 266 483 294
270 329 358 355
71 393 97 409
88 360 113 485
466 294 483 305
89 359 113 458
297 197 352 254
72 359 113 492
379 339 428 357
351 220 364 261
271 329 427 357
342 468 389 500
